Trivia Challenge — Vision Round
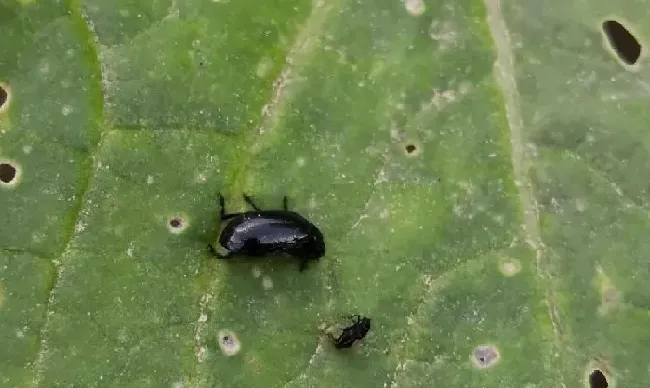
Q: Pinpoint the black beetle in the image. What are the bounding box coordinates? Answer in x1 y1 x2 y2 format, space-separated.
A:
328 315 371 349
208 193 325 271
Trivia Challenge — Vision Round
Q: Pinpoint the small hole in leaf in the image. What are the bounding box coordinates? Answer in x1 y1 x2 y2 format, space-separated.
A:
0 163 17 184
471 344 500 369
404 142 421 157
167 215 188 234
602 20 642 65
218 329 241 356
589 369 608 388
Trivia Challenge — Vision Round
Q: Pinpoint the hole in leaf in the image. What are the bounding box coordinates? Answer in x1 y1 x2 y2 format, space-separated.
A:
0 163 17 184
218 329 241 356
471 344 500 369
589 369 608 388
167 215 188 234
0 85 7 110
602 20 642 65
404 142 421 157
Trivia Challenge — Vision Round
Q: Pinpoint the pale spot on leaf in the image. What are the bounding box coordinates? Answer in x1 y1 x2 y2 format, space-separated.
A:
404 0 425 16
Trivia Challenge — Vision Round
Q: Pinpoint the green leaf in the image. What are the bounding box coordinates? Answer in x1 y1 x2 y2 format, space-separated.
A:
0 0 646 386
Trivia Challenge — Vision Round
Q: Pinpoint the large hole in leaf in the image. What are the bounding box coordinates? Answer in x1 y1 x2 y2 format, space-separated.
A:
0 163 17 184
589 369 608 388
602 20 642 65
0 86 7 109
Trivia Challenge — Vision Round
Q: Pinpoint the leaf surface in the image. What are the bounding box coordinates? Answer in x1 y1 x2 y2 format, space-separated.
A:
0 0 646 387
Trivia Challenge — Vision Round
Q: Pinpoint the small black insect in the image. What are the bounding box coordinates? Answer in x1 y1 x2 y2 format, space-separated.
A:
208 193 325 271
328 315 371 349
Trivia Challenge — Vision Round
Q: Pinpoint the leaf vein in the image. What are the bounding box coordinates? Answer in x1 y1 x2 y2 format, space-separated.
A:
484 1 565 387
190 1 339 384
31 4 107 385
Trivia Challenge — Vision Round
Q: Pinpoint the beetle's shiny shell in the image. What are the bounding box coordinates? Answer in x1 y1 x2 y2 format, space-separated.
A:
217 210 325 259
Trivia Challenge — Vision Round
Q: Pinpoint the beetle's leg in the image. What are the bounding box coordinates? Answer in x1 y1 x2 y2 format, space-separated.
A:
218 193 243 220
208 244 218 256
283 196 289 211
220 212 242 221
243 194 261 211
218 193 227 218
299 258 310 272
